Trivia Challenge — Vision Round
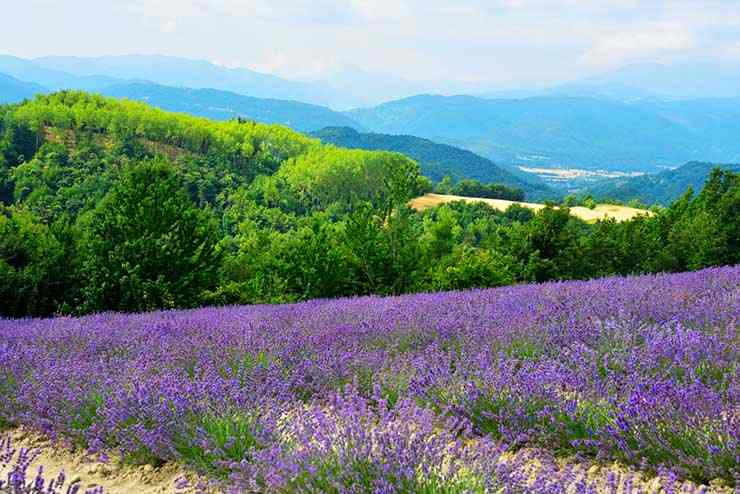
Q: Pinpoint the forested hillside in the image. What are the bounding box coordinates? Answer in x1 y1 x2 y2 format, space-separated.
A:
1 92 738 318
101 82 362 132
583 161 740 205
312 126 551 198
348 94 740 171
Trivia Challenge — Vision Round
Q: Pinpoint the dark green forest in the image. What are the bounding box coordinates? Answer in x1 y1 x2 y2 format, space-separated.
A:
1 92 738 318
311 126 549 198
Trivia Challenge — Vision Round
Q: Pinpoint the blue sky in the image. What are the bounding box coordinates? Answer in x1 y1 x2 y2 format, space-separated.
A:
4 0 740 88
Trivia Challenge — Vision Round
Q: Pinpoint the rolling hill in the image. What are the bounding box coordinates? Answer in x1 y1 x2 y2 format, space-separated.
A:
0 72 47 103
582 161 740 205
347 94 740 172
101 83 361 133
311 126 552 199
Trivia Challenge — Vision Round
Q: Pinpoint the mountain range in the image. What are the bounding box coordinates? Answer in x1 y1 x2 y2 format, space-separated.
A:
100 82 360 133
562 62 740 101
0 55 358 108
4 53 740 197
0 72 360 133
5 55 740 108
0 72 46 103
480 62 740 102
348 94 740 172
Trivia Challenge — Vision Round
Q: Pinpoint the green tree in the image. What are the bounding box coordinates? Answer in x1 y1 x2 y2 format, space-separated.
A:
422 245 514 291
434 176 454 195
563 194 577 207
506 206 586 282
581 196 597 210
0 207 72 317
343 203 420 295
215 212 352 304
667 168 739 270
78 160 220 312
0 108 38 204
449 179 524 201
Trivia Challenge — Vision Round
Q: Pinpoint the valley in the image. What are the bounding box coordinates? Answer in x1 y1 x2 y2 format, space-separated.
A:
518 166 646 182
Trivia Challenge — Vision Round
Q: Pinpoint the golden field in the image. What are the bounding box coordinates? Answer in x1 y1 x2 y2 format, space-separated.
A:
410 193 652 222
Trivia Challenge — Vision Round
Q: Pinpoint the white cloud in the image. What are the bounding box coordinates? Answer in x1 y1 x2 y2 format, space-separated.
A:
715 40 740 61
580 24 696 70
161 19 177 33
5 0 740 89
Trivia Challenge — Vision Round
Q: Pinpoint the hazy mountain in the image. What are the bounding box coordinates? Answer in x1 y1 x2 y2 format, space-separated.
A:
576 62 740 100
479 83 658 102
479 62 740 102
311 126 552 199
544 82 659 102
582 161 740 205
312 63 434 108
101 82 361 132
30 55 359 109
348 94 740 172
312 63 492 107
0 55 126 91
0 73 47 103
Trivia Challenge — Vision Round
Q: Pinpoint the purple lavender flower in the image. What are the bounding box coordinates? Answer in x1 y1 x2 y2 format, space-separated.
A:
1 266 737 491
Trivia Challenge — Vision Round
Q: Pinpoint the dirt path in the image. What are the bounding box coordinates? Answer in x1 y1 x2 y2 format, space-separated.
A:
4 427 732 494
5 428 203 494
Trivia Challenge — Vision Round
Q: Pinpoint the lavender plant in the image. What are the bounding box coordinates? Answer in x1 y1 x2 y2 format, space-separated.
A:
0 266 737 491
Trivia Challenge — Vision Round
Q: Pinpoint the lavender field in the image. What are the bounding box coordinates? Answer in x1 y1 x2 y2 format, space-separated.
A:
1 267 739 493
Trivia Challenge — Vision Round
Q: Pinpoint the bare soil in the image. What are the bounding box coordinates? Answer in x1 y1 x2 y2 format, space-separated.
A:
6 427 202 494
4 427 732 493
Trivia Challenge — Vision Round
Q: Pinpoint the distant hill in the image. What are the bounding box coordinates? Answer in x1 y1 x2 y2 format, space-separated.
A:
480 62 740 102
566 62 740 100
311 126 552 199
348 94 740 172
28 55 357 109
0 55 125 92
0 73 47 103
101 83 361 133
583 161 740 205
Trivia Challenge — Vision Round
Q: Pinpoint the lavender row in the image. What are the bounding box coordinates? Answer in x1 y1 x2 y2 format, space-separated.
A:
1 266 738 489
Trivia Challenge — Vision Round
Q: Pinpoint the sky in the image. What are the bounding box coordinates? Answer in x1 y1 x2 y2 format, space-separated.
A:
4 0 740 89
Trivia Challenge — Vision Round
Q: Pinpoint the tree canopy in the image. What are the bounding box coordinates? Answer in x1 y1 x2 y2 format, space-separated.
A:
0 92 737 317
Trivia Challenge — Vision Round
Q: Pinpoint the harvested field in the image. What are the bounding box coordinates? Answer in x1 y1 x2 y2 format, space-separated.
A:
409 193 652 222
